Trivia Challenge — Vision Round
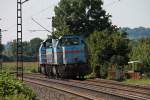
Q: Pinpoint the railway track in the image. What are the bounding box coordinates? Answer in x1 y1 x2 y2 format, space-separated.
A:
87 79 150 90
69 79 150 99
69 79 150 95
23 73 150 100
25 78 94 100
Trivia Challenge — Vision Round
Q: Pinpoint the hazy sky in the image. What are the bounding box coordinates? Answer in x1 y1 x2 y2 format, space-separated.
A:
0 0 150 44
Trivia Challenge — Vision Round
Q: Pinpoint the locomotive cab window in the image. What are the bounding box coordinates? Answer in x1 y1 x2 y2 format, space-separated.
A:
46 39 52 48
60 38 80 46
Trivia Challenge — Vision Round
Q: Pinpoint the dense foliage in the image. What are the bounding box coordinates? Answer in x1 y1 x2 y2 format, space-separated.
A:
0 44 4 64
53 0 112 37
0 44 4 53
0 72 37 100
129 38 150 77
87 30 129 78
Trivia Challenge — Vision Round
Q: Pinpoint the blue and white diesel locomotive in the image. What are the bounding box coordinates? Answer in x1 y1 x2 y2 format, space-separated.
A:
39 35 91 79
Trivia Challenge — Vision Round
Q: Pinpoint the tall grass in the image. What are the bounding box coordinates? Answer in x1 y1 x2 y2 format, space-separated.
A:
2 62 39 73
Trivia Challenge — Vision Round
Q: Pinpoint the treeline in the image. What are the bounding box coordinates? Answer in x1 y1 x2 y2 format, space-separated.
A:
122 27 150 39
2 38 43 62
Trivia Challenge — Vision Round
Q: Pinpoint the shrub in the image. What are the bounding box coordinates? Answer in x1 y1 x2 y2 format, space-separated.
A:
0 72 37 100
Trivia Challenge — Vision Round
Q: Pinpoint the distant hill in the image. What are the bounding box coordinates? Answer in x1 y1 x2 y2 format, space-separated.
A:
121 27 150 39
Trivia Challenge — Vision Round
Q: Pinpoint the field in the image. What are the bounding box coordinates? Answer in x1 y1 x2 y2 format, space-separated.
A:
2 62 39 73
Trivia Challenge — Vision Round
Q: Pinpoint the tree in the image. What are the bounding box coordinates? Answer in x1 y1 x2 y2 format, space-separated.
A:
0 44 4 53
2 41 17 61
10 40 17 60
53 0 112 37
129 38 150 77
111 31 129 65
87 30 112 78
0 44 4 63
29 38 43 59
87 30 129 78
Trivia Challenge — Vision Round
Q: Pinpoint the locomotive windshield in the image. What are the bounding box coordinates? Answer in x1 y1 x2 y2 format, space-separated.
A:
60 37 80 46
45 39 52 48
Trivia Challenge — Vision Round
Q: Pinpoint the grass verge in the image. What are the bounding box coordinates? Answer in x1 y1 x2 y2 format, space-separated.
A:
123 79 150 85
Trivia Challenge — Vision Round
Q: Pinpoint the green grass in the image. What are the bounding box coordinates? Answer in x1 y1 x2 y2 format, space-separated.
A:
2 62 38 73
4 94 30 100
123 79 150 85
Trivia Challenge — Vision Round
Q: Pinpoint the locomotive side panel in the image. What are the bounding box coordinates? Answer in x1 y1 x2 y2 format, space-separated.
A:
39 45 46 64
54 47 63 64
62 45 86 64
46 48 54 64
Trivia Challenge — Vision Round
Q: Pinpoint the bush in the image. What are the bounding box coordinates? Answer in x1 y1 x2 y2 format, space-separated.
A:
0 72 37 100
85 72 96 79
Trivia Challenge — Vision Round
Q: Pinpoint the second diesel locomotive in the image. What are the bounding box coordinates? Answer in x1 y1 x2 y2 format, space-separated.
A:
39 35 91 79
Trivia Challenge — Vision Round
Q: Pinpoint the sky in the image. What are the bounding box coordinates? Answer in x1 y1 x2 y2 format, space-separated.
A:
0 0 150 44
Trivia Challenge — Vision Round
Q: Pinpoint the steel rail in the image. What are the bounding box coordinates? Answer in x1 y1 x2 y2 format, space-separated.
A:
24 77 102 100
24 75 149 100
87 79 150 91
69 79 150 96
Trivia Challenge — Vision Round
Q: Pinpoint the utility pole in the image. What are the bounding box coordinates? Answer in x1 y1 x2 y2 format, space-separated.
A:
0 20 2 72
16 0 29 81
0 29 2 72
0 29 7 73
0 16 7 72
17 0 23 81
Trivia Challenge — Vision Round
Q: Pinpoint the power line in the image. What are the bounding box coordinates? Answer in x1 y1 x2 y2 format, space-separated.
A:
6 2 54 34
4 0 122 42
31 18 51 34
28 29 48 32
31 5 54 18
22 0 30 4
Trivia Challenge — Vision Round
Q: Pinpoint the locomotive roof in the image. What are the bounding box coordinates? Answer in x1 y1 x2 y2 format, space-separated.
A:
61 35 83 39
